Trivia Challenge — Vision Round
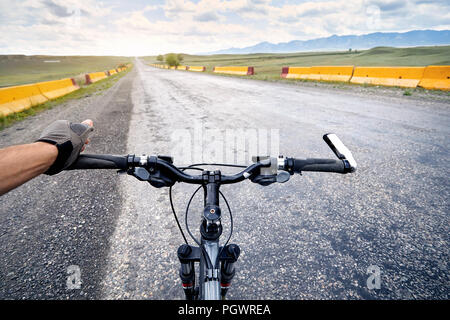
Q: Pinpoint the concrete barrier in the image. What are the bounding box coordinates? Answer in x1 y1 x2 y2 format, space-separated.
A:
418 66 450 91
213 66 254 75
308 66 354 82
85 71 108 84
281 67 290 78
282 66 353 82
37 78 79 100
0 78 79 117
188 66 206 72
350 67 425 88
282 67 312 79
0 83 47 116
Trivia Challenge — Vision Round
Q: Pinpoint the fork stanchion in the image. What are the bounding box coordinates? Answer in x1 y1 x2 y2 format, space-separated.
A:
177 244 196 300
220 244 240 298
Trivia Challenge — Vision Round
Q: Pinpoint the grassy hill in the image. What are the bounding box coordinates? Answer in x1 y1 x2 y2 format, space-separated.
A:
142 45 450 80
0 55 131 87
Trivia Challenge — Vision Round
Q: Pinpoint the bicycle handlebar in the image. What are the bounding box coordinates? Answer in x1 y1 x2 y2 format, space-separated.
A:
288 158 346 174
67 154 351 183
67 154 128 170
67 154 271 184
66 133 357 184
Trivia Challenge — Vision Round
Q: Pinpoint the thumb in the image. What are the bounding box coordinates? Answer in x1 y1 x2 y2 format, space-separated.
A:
81 119 94 127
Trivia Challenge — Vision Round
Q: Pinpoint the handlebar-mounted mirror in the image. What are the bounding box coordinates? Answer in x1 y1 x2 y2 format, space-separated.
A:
323 133 357 172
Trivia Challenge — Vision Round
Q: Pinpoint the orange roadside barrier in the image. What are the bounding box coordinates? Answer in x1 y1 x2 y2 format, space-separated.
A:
418 66 450 91
350 67 425 88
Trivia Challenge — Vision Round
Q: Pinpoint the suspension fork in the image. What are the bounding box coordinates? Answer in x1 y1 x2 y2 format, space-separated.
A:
177 244 197 300
177 170 240 299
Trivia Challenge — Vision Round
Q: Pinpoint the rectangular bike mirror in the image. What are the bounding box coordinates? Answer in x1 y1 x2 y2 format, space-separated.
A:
323 133 357 171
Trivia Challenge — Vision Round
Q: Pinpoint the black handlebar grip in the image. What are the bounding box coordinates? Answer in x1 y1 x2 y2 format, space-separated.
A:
292 158 346 173
66 154 128 170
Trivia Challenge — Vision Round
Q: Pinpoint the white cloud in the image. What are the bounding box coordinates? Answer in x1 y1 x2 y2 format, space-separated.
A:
0 0 448 55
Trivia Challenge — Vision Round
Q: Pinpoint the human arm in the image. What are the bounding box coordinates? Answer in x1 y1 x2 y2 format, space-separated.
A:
0 119 93 196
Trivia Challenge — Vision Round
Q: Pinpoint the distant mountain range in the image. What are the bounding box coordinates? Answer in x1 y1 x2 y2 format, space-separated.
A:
206 30 450 54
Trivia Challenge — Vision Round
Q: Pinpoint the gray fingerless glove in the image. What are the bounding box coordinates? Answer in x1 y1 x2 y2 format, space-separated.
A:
37 120 94 175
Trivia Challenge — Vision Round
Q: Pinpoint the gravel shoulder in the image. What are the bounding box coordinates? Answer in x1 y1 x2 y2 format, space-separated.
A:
0 68 136 299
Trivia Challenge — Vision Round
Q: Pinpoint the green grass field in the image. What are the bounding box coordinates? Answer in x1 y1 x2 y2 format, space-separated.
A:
0 66 132 130
142 45 450 81
0 55 132 87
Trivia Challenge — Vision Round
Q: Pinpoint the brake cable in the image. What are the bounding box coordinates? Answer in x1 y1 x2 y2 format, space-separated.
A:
168 166 210 245
188 163 247 169
215 190 233 269
168 163 242 270
169 186 189 245
185 186 214 270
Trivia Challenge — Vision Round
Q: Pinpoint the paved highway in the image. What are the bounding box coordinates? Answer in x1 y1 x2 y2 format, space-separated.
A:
0 60 448 299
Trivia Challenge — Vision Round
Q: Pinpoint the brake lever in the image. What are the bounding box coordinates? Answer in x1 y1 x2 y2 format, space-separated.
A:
276 171 290 183
250 172 290 186
250 156 290 186
125 155 176 188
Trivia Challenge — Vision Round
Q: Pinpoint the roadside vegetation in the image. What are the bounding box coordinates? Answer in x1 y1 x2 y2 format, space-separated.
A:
0 55 132 87
0 66 132 131
143 45 450 80
154 53 185 67
143 46 450 96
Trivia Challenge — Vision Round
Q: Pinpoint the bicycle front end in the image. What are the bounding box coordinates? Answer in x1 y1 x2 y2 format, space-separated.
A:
66 133 357 300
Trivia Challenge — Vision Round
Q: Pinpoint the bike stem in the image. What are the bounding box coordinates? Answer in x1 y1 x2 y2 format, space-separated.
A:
200 170 223 241
177 170 241 300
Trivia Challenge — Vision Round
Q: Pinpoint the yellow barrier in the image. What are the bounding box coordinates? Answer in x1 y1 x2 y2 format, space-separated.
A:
108 69 117 76
37 78 79 100
308 66 354 82
283 67 312 79
85 71 107 84
177 65 188 70
188 66 206 72
0 78 79 117
350 67 425 88
0 83 47 116
418 66 450 91
283 66 353 81
213 66 254 75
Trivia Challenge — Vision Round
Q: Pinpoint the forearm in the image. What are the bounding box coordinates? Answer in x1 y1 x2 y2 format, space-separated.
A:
0 142 58 195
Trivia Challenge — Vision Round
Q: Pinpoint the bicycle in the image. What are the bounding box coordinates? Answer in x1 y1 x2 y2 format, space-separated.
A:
67 133 357 300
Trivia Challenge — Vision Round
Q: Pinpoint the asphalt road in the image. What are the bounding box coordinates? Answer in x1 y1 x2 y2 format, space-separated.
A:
0 59 448 299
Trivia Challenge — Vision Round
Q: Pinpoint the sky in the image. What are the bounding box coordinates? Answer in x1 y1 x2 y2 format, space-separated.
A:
0 0 449 56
